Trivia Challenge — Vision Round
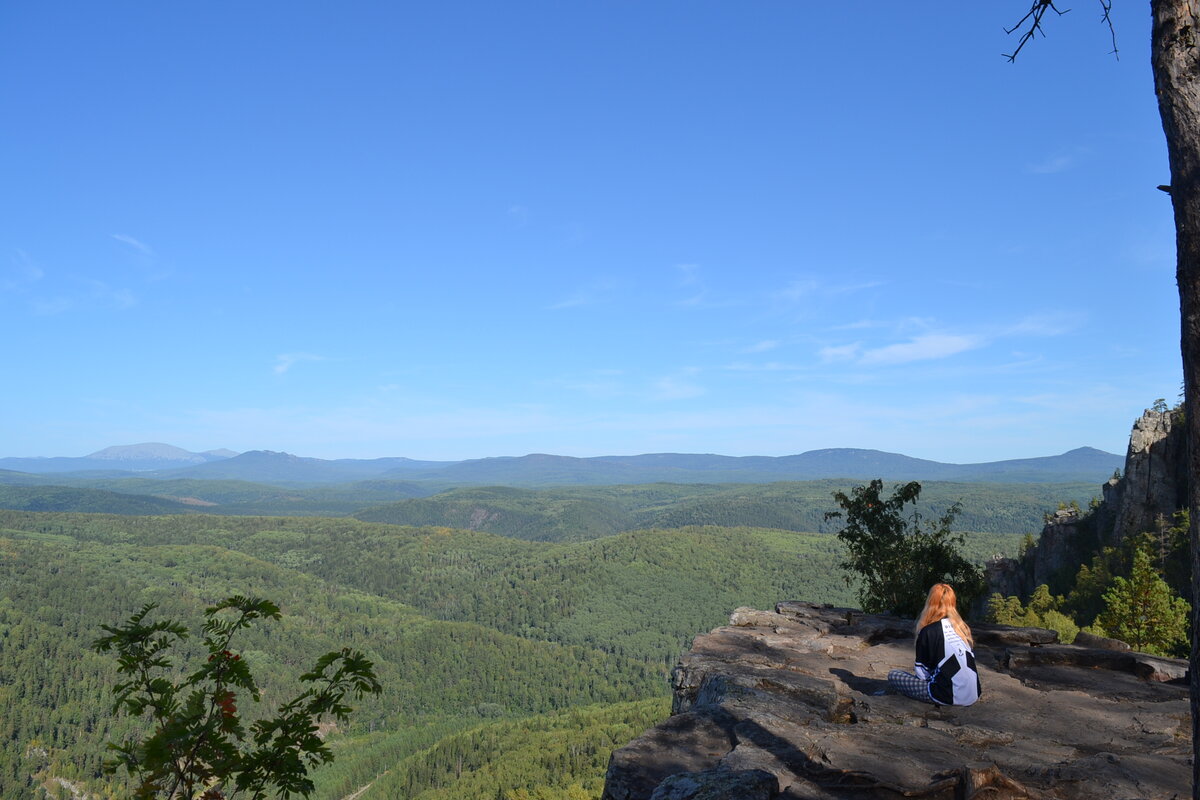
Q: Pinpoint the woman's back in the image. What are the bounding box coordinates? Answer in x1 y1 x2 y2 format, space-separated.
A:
916 617 980 706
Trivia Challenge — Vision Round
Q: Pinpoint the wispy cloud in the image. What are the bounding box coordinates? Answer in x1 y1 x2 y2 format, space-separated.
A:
673 264 741 309
829 319 883 331
548 291 596 310
827 280 885 295
675 263 713 308
1002 313 1082 337
31 296 74 315
4 250 44 291
723 360 803 373
112 233 155 257
1025 150 1085 175
653 377 705 400
507 205 529 226
773 279 819 304
87 280 137 310
548 278 620 310
274 353 326 374
858 333 979 366
818 343 862 363
653 368 705 400
774 277 882 305
741 339 780 354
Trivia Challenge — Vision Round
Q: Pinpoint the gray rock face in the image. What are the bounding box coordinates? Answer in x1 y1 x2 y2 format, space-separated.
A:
1106 409 1187 545
987 407 1188 600
602 603 1189 800
648 768 777 800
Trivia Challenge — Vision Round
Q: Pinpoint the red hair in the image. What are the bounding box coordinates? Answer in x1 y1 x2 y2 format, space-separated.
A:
915 583 973 646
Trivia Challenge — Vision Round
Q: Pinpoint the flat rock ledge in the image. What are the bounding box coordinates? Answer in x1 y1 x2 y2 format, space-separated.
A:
602 602 1190 800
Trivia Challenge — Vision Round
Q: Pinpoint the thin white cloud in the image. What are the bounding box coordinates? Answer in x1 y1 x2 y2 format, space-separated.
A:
773 279 819 303
741 339 780 354
548 292 593 310
548 279 620 310
112 234 155 257
858 333 979 366
826 280 885 295
1026 154 1073 175
1002 313 1082 337
507 205 529 226
819 343 862 363
31 296 74 315
87 280 137 309
829 319 883 331
4 250 44 291
723 361 803 372
274 353 326 374
675 263 715 308
653 377 705 400
653 368 705 400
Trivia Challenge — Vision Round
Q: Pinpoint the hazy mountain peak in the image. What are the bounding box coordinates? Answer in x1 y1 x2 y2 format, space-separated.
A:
88 443 202 462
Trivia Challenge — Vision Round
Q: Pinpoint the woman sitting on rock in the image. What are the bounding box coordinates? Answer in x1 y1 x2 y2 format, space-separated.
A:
887 582 981 706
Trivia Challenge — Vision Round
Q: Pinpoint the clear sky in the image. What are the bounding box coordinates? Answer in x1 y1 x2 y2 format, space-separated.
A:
0 3 1181 462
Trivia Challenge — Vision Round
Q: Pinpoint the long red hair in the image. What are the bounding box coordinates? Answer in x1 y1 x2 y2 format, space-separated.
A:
915 583 973 646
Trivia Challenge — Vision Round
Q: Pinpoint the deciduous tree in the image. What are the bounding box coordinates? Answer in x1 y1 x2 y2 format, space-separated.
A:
825 480 984 617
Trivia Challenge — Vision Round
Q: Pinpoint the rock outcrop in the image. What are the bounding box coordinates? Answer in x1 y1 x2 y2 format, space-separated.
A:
1104 409 1187 545
988 407 1188 599
602 603 1189 800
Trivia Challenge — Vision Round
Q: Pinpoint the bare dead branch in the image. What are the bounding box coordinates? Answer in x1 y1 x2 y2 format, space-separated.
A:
1004 0 1119 62
1004 1 1071 62
1100 0 1119 60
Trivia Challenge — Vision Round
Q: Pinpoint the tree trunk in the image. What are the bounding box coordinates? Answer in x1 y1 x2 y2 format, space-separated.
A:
1150 2 1200 796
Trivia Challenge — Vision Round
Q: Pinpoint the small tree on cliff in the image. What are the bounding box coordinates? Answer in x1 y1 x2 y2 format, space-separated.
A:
92 595 382 800
1097 547 1190 656
825 480 984 617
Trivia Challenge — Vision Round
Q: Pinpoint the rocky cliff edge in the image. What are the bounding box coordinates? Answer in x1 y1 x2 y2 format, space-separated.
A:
602 602 1189 800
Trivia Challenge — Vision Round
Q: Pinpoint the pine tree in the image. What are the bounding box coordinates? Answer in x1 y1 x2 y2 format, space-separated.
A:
1097 549 1190 657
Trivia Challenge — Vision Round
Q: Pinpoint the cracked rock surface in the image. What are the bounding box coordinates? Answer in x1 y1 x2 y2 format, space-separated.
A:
602 603 1189 800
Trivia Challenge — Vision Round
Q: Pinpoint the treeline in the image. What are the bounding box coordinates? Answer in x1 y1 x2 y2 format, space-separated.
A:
356 480 1095 541
0 476 1096 534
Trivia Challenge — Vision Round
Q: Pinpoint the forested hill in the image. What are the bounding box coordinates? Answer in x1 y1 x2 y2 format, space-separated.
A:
0 508 1024 799
0 474 1098 534
354 481 1099 541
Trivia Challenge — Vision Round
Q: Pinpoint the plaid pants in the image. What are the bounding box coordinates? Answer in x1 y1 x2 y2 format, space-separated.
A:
887 669 934 703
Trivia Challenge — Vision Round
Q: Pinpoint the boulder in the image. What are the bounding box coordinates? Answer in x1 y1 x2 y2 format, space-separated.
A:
1072 630 1131 651
603 602 1189 800
648 768 777 800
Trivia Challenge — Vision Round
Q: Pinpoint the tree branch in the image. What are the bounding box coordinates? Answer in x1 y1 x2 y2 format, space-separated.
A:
1003 0 1119 62
1004 0 1071 62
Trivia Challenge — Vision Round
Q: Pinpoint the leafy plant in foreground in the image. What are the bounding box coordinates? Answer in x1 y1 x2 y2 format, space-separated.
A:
92 595 382 800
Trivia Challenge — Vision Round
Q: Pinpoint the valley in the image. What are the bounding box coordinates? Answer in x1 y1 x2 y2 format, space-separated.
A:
0 444 1105 798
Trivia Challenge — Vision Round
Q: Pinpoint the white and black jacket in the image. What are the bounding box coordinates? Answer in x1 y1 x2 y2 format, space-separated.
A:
914 618 981 706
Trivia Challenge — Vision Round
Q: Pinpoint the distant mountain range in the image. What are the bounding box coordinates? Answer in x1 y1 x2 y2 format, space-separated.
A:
0 442 236 474
0 443 1125 486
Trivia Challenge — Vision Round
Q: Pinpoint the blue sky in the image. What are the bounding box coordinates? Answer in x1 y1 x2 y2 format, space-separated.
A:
0 3 1181 462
